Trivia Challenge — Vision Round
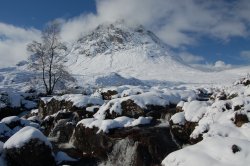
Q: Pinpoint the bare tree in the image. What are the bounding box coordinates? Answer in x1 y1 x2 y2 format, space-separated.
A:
27 21 70 95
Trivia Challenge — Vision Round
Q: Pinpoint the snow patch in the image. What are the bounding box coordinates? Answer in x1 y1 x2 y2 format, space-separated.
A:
77 116 152 133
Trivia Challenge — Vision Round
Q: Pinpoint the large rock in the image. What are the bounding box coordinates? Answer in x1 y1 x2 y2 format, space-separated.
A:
103 99 176 120
39 98 75 119
41 110 77 136
71 124 179 166
169 114 199 144
3 126 55 166
234 113 249 127
101 90 118 100
38 94 103 119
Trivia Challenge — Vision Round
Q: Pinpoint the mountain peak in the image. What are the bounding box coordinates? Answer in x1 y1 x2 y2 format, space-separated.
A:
73 21 166 57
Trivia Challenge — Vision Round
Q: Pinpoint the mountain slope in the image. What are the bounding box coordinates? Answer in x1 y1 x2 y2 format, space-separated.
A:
64 22 249 86
64 22 202 85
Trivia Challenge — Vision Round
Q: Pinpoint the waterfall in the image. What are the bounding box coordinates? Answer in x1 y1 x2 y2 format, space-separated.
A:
99 138 138 166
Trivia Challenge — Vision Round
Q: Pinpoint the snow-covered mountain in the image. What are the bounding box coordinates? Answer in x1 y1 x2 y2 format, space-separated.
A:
64 22 199 85
63 22 249 86
0 21 250 91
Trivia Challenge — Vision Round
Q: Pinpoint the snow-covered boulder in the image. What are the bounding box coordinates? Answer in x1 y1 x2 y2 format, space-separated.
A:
101 89 118 100
1 116 22 129
162 136 250 166
94 89 189 119
76 116 152 134
39 94 104 119
3 126 55 166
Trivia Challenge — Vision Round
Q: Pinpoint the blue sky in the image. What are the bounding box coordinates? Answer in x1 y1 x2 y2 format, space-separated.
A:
0 0 96 29
0 0 250 67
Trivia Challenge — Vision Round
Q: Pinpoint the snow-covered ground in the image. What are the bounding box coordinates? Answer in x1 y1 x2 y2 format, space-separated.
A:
162 77 250 166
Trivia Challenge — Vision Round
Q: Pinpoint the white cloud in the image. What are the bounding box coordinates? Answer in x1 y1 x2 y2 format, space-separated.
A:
192 60 232 71
214 60 231 69
1 0 250 67
0 23 40 67
240 50 250 59
179 52 204 64
60 0 250 47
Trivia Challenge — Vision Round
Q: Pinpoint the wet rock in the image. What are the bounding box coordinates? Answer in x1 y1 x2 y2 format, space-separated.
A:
234 113 249 127
104 99 175 120
243 79 250 86
176 106 183 113
39 98 74 119
101 90 118 100
49 119 75 144
40 110 80 138
120 99 144 118
71 124 179 165
236 77 250 86
169 120 198 143
227 93 238 100
38 97 100 120
232 144 241 153
234 105 243 111
216 92 227 100
41 115 55 136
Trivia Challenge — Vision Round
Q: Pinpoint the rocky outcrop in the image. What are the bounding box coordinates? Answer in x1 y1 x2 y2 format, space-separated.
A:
38 95 103 119
104 99 176 120
169 120 199 144
39 98 75 119
101 90 118 100
234 113 249 127
235 76 250 86
71 124 179 165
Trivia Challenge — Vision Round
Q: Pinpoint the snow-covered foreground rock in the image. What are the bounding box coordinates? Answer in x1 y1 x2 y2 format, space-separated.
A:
4 126 55 166
1 73 250 165
162 136 250 166
162 76 250 166
0 76 248 165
